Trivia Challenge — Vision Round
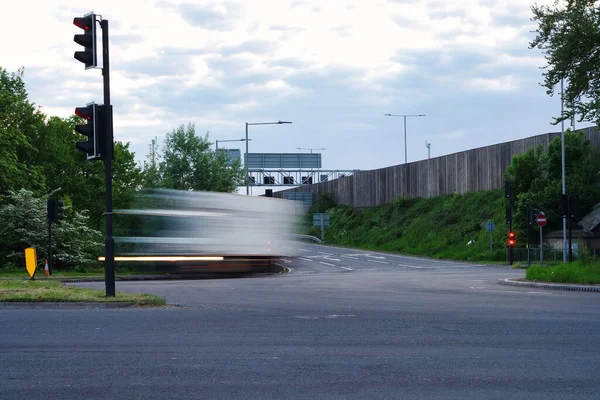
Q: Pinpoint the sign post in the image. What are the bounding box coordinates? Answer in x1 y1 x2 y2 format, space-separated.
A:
485 220 495 252
313 213 330 241
537 212 547 265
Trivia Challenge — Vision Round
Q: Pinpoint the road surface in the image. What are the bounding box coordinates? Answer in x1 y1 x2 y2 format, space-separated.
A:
1 243 599 399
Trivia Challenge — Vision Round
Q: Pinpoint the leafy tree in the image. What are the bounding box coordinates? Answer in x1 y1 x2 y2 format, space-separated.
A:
0 67 46 196
0 189 102 271
141 141 162 188
28 113 144 230
505 130 600 235
530 0 600 126
158 123 244 192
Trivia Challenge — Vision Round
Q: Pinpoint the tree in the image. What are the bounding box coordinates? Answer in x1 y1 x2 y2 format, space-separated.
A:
0 189 103 271
505 130 600 234
158 123 244 192
530 0 600 126
0 67 46 197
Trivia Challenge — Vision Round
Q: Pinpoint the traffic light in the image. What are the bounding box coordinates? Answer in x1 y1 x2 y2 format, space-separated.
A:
75 103 104 160
47 199 65 223
507 231 516 247
73 13 97 69
55 200 64 222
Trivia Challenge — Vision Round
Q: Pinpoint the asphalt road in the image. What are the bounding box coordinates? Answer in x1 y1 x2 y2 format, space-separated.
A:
1 243 599 399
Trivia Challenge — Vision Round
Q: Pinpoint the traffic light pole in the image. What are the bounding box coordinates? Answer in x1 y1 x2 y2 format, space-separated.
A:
101 19 115 297
47 219 53 276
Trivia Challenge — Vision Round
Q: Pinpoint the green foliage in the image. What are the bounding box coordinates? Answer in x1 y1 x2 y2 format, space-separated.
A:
526 260 600 284
311 190 507 261
530 0 600 126
312 192 337 213
0 189 103 271
506 131 600 239
0 67 46 196
157 124 244 192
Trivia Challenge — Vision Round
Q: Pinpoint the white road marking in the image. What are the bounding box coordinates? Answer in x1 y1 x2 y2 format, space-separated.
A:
398 264 424 269
365 254 387 259
318 251 334 255
341 255 359 260
319 261 336 266
299 248 312 252
470 286 487 290
299 257 314 262
340 266 353 271
370 260 389 264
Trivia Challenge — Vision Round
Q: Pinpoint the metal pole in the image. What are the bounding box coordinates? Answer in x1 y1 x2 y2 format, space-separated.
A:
215 140 218 151
561 79 567 262
403 115 407 164
245 123 249 195
527 222 531 267
540 226 543 265
320 214 324 241
489 221 492 252
48 218 52 276
102 19 115 297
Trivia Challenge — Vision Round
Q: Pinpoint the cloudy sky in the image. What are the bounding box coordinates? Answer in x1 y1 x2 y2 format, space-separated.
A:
1 0 581 193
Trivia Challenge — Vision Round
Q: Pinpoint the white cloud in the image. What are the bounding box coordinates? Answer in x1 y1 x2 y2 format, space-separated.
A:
0 0 566 171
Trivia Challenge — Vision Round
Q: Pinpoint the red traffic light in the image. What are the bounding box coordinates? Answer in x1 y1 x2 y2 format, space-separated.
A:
73 17 93 31
73 13 97 69
507 231 516 247
75 107 93 120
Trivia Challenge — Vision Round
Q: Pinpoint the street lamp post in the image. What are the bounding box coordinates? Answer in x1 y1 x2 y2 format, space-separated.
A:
215 138 250 151
245 121 292 195
384 113 426 164
425 141 431 159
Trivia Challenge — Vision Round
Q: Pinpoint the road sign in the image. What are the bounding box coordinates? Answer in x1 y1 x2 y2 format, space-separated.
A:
536 213 547 227
313 213 330 227
25 247 37 279
485 220 495 232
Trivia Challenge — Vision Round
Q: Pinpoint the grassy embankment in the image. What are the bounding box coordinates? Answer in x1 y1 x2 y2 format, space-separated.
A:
307 189 600 284
0 279 166 305
308 189 508 262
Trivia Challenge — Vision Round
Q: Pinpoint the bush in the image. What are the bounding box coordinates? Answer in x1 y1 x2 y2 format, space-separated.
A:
0 189 103 271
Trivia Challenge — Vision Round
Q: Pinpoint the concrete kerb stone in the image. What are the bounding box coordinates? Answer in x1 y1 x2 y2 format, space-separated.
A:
0 302 136 309
500 278 600 292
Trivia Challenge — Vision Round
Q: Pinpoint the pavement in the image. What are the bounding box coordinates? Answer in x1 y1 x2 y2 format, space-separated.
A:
1 243 599 399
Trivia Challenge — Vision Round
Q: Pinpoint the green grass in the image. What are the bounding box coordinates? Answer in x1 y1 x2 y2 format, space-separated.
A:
526 261 600 285
309 189 508 262
0 279 167 305
0 268 163 278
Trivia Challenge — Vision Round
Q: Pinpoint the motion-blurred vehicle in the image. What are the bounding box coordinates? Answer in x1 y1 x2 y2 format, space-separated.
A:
108 189 301 274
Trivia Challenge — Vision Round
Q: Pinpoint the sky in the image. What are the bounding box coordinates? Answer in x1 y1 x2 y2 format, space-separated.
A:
1 0 584 195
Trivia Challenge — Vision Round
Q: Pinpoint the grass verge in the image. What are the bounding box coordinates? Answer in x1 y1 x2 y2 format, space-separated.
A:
0 279 167 306
526 261 600 285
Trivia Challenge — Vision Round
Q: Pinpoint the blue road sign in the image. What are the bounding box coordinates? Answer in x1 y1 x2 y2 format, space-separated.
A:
485 220 495 232
313 213 330 227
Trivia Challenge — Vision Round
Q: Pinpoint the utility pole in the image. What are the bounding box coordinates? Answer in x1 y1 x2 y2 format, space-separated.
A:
425 141 431 159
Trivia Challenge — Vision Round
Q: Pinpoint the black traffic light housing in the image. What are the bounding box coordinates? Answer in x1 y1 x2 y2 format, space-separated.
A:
73 13 97 69
47 199 65 223
75 102 104 160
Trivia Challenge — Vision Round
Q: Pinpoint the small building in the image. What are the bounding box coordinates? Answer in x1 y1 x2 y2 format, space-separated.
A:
544 206 600 250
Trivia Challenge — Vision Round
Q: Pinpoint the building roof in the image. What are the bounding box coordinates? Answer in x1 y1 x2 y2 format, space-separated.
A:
580 205 600 233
